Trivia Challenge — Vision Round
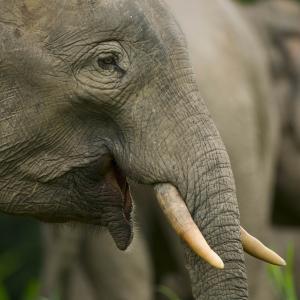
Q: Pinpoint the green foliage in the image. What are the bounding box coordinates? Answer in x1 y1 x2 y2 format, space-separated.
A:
267 243 298 300
0 284 10 300
22 280 40 300
157 285 181 300
0 251 22 282
0 250 41 300
0 216 41 300
0 279 41 300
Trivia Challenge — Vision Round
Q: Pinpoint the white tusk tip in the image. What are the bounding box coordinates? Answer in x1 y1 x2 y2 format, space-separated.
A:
240 227 287 267
275 256 287 267
211 253 225 269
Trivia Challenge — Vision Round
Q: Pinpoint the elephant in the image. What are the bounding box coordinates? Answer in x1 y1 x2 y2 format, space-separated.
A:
39 1 292 299
246 0 300 226
35 0 297 299
244 0 300 297
0 0 285 299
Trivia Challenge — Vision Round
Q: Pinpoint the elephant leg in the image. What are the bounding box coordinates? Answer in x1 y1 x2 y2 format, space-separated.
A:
77 230 154 300
40 225 84 298
65 264 96 300
41 225 154 300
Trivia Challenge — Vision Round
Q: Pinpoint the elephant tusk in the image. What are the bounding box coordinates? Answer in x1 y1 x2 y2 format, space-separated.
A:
240 227 286 266
154 183 224 269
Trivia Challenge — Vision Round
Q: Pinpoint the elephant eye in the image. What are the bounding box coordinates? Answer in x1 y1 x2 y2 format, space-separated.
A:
76 42 129 87
97 55 116 69
97 54 124 74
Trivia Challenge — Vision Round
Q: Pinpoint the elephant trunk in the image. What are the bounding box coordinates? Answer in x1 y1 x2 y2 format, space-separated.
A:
160 112 248 299
116 93 249 297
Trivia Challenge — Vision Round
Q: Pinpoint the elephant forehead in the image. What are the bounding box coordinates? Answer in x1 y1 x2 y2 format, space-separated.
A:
0 0 174 42
0 0 186 80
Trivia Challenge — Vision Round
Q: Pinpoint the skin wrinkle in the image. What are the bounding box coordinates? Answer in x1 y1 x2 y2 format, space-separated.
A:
187 149 227 204
0 0 248 298
200 264 246 296
13 170 120 226
195 194 238 231
150 64 246 296
69 41 119 71
193 187 236 224
75 58 139 116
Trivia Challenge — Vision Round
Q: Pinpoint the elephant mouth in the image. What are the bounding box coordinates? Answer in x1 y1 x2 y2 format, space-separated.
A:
105 161 133 223
46 156 134 250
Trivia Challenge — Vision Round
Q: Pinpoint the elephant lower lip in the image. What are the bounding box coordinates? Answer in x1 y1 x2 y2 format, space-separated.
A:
104 161 133 224
123 183 132 223
104 161 133 250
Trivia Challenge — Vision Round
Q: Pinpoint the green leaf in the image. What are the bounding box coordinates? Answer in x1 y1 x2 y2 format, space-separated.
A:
157 285 181 300
267 265 284 293
267 242 298 300
0 283 10 300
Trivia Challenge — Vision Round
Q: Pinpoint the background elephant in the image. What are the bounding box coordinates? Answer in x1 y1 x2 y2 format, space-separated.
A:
40 226 154 300
245 1 300 297
0 0 253 299
248 0 300 226
39 1 294 300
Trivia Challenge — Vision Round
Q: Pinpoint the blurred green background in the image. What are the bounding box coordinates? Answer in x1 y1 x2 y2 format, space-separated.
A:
0 215 41 300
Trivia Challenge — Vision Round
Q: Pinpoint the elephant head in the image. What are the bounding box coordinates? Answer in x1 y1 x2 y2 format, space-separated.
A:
0 0 285 298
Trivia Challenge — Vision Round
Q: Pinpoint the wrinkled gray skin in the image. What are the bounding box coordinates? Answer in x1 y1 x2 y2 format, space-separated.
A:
41 1 300 300
0 0 247 299
41 1 282 300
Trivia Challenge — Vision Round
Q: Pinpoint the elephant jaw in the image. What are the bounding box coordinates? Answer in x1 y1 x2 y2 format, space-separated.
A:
154 183 286 269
